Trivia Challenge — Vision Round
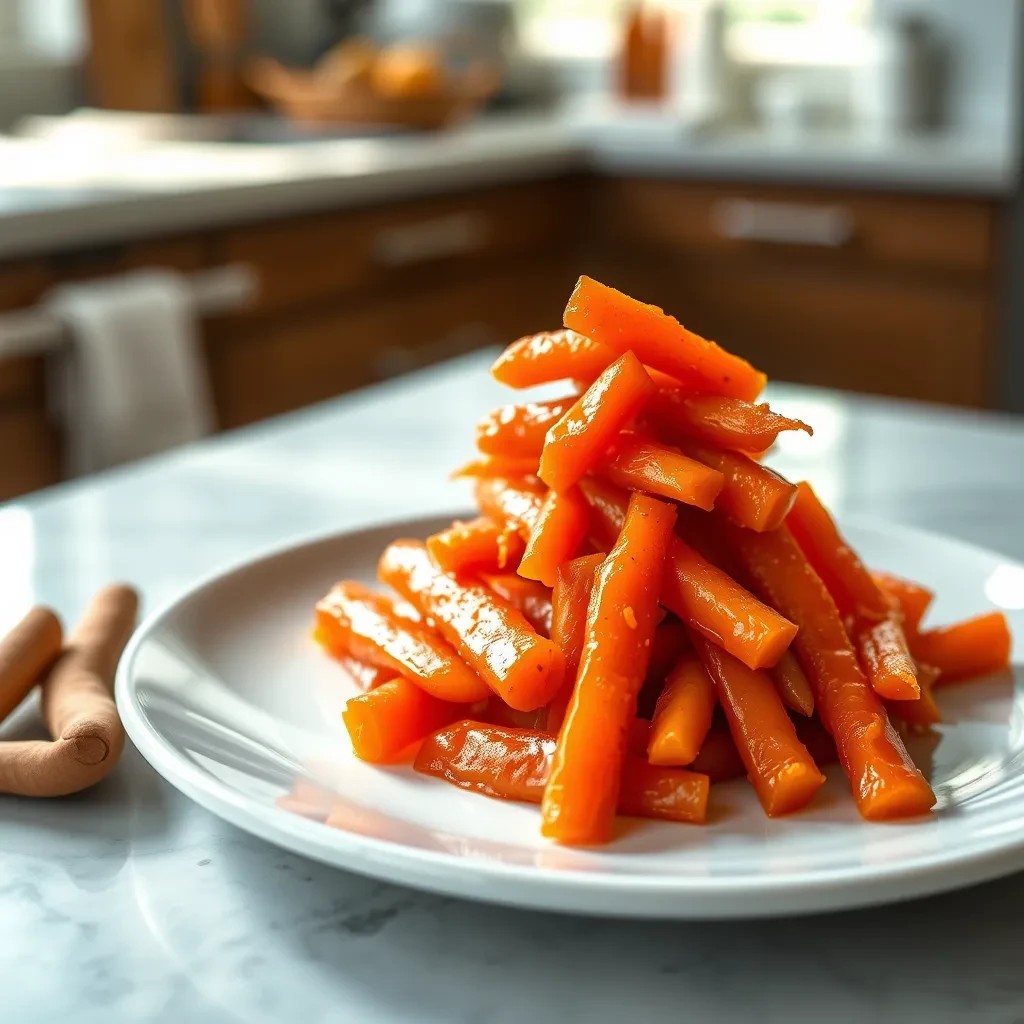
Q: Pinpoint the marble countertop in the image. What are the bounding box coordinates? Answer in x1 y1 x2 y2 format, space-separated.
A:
4 351 1024 1022
0 107 1014 259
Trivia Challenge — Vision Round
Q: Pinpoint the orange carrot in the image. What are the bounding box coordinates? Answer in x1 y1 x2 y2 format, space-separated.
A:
724 522 936 820
546 551 604 731
679 439 797 532
337 654 397 691
694 635 825 816
770 649 814 716
874 572 934 635
563 276 766 401
491 329 614 389
647 654 716 766
416 720 708 823
479 572 553 637
518 486 590 587
911 612 1012 684
651 390 812 454
887 662 942 729
474 476 545 540
601 435 724 511
637 616 691 718
452 455 540 480
316 582 490 703
379 541 564 712
539 351 655 492
479 696 550 732
426 516 525 576
475 397 577 458
343 678 467 763
690 724 747 782
542 493 677 844
580 477 797 670
857 616 920 701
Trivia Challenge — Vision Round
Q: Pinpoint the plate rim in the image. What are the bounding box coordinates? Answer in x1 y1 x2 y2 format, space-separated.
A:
115 512 1024 919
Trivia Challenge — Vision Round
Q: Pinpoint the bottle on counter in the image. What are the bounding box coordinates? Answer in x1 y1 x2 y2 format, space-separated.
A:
617 2 670 103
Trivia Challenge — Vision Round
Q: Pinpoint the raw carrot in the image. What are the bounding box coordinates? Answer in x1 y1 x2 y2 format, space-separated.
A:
426 516 524 576
518 486 590 588
491 329 614 389
724 522 936 820
651 390 812 454
475 397 577 458
911 611 1012 684
343 678 467 763
452 455 540 481
539 351 655 493
546 551 604 731
857 616 920 701
479 572 554 636
690 724 746 782
874 571 934 636
474 476 545 540
380 541 564 712
316 582 490 703
563 276 767 401
415 720 709 823
542 493 677 844
647 654 716 766
601 434 724 511
580 476 798 670
771 649 814 717
694 635 825 816
679 439 797 532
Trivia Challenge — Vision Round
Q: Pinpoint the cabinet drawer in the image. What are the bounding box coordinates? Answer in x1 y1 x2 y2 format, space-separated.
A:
0 406 61 500
219 180 580 315
598 179 997 278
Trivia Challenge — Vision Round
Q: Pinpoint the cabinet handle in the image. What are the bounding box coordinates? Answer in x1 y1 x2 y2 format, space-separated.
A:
712 199 854 247
372 212 488 267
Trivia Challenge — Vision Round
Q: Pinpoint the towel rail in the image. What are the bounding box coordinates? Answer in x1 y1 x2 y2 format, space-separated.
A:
0 264 258 360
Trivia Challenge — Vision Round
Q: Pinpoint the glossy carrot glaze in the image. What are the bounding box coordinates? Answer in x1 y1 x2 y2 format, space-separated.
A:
647 654 717 766
770 649 814 716
426 516 524 576
911 611 1012 684
490 329 613 389
602 435 724 511
518 486 590 588
474 476 545 540
475 397 577 458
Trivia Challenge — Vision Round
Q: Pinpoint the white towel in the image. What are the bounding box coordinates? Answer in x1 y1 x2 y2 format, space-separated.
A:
46 269 215 476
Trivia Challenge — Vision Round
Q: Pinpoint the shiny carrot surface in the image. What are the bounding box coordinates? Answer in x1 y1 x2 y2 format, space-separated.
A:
479 572 553 637
491 329 615 389
874 572 934 636
518 486 590 588
563 276 767 401
652 390 812 454
426 516 524 576
680 439 797 532
602 435 724 511
770 649 814 717
857 616 920 701
343 678 466 763
452 455 540 480
316 582 490 703
647 654 717 766
539 351 656 493
725 523 935 820
416 720 708 824
479 696 550 732
475 397 577 458
474 476 545 540
886 662 942 729
542 493 677 844
337 654 397 691
694 635 825 816
379 541 564 712
912 611 1012 684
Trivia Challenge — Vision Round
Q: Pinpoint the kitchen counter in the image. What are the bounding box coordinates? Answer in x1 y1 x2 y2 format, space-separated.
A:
0 107 1014 259
2 350 1024 1022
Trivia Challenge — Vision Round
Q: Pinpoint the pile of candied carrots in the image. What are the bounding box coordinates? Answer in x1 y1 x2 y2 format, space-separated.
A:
314 276 1012 846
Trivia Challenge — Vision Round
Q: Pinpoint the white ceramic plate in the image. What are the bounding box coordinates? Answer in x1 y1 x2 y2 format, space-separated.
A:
117 514 1024 919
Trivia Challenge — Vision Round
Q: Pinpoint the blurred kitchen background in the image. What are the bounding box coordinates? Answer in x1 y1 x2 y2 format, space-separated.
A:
0 0 1019 501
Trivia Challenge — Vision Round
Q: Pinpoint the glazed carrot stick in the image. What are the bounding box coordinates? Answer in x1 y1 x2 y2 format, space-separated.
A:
380 541 564 711
491 329 614 389
579 476 798 670
857 617 920 701
694 635 825 816
479 695 550 732
724 522 935 820
651 390 812 454
475 397 577 458
452 455 540 481
478 573 553 636
542 493 677 844
546 551 604 731
873 572 934 635
771 649 814 717
338 654 397 691
579 476 630 550
563 276 767 401
343 678 467 763
426 516 524 576
601 435 724 511
316 582 490 703
678 439 797 532
887 662 942 729
539 351 656 493
690 724 746 783
637 616 691 718
416 720 709 824
911 611 1012 684
518 486 590 588
647 654 717 766
474 476 545 540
